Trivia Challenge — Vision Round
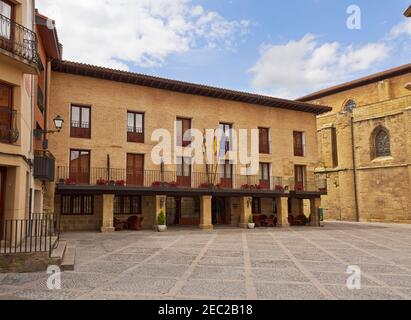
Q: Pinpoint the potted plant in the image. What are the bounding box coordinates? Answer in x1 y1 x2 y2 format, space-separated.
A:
157 210 167 232
248 215 255 229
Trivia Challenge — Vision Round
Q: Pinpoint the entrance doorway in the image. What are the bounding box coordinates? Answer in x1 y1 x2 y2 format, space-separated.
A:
166 197 200 226
212 197 229 225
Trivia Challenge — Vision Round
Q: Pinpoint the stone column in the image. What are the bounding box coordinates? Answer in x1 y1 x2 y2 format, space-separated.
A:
153 195 167 230
239 197 252 229
310 198 321 227
101 194 115 233
199 196 213 230
276 197 290 227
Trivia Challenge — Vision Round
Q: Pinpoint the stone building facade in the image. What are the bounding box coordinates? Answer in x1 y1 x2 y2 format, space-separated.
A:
299 64 411 223
46 60 330 232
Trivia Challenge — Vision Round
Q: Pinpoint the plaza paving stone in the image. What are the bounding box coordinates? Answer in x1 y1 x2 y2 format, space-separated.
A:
1 222 411 300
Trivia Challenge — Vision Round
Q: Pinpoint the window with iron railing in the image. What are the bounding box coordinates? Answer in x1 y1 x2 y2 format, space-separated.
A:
114 196 142 215
71 105 91 139
127 111 144 143
61 195 93 216
0 3 38 64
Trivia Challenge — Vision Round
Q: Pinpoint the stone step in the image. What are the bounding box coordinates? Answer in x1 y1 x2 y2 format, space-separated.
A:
61 246 76 271
50 240 67 260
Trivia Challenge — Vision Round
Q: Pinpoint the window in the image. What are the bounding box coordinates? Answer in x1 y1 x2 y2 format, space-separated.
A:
259 127 270 154
259 163 270 189
61 195 93 215
293 131 305 157
69 150 90 184
331 127 338 167
294 165 306 191
373 127 391 158
0 82 13 143
126 154 144 186
176 157 191 187
127 111 144 143
0 1 15 40
71 105 91 138
252 198 261 214
344 99 357 113
114 196 141 215
176 117 191 147
219 123 233 153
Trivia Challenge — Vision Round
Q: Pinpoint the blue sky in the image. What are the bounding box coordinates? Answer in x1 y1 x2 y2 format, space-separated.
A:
38 0 411 98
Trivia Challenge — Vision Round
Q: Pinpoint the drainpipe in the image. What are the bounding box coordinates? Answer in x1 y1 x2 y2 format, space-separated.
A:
43 58 50 150
350 116 360 222
28 0 36 220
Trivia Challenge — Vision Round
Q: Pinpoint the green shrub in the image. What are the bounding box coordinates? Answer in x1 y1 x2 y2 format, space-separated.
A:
157 210 166 226
248 215 254 224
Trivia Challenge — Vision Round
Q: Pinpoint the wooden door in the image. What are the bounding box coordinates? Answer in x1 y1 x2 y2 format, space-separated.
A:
69 150 90 184
294 165 306 191
219 161 232 188
177 158 191 187
126 154 144 186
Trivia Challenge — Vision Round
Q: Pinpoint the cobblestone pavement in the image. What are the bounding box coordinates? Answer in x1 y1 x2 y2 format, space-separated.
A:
1 222 411 300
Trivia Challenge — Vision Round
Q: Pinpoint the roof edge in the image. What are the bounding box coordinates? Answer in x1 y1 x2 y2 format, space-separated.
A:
298 63 411 102
51 60 332 115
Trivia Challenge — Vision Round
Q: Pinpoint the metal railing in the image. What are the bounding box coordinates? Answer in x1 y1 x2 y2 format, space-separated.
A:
0 214 60 256
0 107 19 143
34 151 56 182
0 14 38 64
57 167 327 193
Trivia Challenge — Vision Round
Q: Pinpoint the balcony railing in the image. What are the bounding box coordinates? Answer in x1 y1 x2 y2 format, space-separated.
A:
0 14 38 64
0 107 19 144
34 151 56 182
57 167 327 193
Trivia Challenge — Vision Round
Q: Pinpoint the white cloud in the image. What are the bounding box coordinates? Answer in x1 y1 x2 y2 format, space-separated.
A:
249 34 389 99
37 0 250 70
389 19 411 38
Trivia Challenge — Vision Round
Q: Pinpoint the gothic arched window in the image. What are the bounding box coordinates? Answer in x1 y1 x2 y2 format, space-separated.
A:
344 99 357 112
373 127 391 158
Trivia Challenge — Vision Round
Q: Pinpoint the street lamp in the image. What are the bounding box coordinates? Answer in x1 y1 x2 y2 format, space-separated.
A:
33 115 64 150
53 115 64 132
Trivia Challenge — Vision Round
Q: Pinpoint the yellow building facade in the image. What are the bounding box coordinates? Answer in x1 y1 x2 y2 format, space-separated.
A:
299 64 411 223
0 0 37 226
46 61 330 232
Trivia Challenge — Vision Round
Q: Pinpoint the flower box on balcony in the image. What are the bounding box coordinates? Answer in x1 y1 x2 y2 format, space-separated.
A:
275 185 284 192
65 179 76 185
199 183 213 189
168 181 178 188
152 181 164 188
319 188 327 193
115 180 126 187
97 179 108 185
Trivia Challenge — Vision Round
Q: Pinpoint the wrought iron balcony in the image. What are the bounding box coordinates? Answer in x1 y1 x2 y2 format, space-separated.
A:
56 167 327 194
0 14 38 64
0 107 19 144
34 151 56 182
